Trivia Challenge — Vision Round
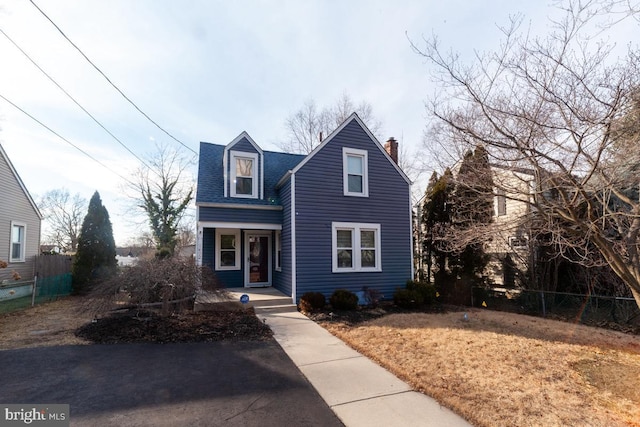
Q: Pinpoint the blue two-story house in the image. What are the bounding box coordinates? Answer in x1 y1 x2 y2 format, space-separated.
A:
196 113 413 303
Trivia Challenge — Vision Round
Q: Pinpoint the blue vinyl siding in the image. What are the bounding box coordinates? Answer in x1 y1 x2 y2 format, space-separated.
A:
293 119 412 301
273 180 292 297
199 206 282 224
202 227 244 288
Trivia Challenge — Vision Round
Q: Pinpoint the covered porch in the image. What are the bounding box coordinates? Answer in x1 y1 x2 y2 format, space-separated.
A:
195 287 294 311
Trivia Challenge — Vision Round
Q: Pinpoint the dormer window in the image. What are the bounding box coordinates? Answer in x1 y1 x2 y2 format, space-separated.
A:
343 147 369 197
230 151 258 198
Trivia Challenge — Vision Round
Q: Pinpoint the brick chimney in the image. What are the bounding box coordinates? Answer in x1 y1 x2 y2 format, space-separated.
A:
384 137 398 164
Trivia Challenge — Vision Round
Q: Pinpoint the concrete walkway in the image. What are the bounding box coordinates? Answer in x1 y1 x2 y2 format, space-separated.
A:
254 306 472 427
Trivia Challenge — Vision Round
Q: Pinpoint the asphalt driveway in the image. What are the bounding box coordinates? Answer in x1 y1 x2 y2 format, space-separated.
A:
0 341 343 426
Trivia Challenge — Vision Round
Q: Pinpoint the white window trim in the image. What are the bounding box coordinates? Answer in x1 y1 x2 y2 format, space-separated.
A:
332 222 381 273
342 147 369 197
230 151 259 199
9 221 26 263
275 230 282 272
215 229 241 271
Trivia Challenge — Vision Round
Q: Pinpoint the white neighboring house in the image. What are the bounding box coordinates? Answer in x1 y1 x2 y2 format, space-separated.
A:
486 165 535 287
0 144 43 284
414 164 535 287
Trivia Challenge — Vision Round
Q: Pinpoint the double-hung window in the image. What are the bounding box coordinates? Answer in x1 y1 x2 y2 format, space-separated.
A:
332 222 381 272
230 151 258 198
343 148 368 197
10 221 26 262
215 229 240 270
496 189 507 216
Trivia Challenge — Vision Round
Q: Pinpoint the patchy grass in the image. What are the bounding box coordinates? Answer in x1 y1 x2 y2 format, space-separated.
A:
319 309 640 427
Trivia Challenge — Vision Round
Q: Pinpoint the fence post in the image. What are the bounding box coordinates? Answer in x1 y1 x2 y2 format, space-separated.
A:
540 290 546 317
31 275 38 307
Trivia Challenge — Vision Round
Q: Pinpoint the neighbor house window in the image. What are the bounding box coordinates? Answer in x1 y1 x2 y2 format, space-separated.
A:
275 231 282 272
496 189 507 216
10 221 26 262
332 222 381 272
343 148 368 197
230 151 258 198
215 229 240 270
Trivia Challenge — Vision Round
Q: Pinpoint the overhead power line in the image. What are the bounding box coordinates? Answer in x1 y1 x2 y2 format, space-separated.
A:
0 26 152 170
0 92 137 187
29 0 198 156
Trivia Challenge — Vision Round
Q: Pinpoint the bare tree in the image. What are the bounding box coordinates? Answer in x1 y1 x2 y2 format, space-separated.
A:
130 145 194 257
279 94 383 155
39 189 87 252
413 0 640 306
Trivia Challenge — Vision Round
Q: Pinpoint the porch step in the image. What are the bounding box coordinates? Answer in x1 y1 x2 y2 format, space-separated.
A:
194 288 295 311
254 304 298 314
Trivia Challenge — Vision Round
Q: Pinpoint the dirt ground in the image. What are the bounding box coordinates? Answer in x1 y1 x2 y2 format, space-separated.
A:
0 296 271 350
318 308 640 427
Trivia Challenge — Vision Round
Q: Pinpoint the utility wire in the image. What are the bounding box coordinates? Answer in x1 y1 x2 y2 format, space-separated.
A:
29 0 198 156
0 26 152 170
0 92 137 187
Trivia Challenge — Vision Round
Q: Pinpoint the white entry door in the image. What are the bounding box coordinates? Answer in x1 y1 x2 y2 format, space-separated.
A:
245 233 271 287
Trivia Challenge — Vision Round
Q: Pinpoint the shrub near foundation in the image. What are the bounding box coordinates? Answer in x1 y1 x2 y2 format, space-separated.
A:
330 289 358 310
393 288 424 309
406 280 437 306
299 292 326 312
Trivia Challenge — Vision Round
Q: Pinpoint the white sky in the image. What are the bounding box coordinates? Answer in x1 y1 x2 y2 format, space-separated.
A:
0 1 635 245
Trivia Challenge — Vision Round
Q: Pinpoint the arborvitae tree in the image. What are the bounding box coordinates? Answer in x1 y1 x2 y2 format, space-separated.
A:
421 168 453 285
449 146 494 281
72 191 117 294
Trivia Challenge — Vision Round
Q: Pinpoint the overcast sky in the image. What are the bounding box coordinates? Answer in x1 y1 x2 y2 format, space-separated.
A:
1 1 632 246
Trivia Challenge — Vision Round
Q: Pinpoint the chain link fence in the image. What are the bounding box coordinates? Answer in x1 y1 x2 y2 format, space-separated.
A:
472 287 640 329
0 273 72 314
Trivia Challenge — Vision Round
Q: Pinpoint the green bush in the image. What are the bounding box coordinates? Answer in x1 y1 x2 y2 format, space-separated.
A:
330 289 359 310
406 280 437 306
393 288 424 309
299 292 326 312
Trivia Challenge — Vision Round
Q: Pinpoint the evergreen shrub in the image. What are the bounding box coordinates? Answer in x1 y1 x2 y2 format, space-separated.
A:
330 289 358 310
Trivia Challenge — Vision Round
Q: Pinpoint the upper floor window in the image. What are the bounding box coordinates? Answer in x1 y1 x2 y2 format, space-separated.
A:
10 221 26 262
230 151 258 198
343 147 368 197
496 189 507 216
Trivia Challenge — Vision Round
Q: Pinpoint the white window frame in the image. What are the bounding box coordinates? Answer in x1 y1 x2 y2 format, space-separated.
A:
342 147 369 197
496 189 507 216
230 151 258 199
275 230 282 272
9 221 26 263
215 229 241 271
332 222 381 273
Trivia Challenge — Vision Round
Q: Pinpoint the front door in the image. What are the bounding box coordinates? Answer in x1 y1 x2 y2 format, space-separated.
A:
245 233 271 287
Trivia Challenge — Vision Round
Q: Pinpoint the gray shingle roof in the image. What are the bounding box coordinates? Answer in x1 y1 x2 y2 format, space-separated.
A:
196 141 305 205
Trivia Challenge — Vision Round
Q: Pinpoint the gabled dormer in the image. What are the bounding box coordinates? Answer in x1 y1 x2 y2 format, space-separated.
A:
223 132 264 200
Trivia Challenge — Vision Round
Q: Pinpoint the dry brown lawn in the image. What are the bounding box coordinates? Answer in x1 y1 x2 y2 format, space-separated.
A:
0 297 93 349
320 309 640 427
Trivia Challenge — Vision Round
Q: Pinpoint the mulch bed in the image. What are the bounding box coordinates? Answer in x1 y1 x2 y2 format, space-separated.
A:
75 307 273 344
304 301 449 326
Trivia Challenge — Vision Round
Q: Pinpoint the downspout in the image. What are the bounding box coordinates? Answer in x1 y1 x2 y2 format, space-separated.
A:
290 174 297 303
409 183 415 280
195 206 202 267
